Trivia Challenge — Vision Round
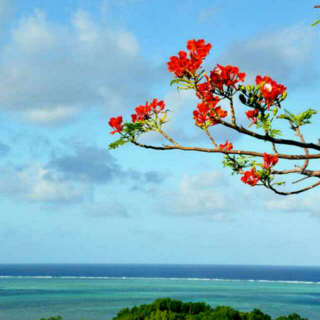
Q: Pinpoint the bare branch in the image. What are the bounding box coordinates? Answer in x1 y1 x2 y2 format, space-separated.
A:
272 169 320 177
131 141 320 160
204 128 218 148
228 97 237 127
292 176 312 184
272 142 278 154
158 128 179 146
295 127 309 171
216 117 320 152
267 180 320 195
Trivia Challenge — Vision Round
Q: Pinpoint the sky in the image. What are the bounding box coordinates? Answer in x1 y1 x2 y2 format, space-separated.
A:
0 0 320 266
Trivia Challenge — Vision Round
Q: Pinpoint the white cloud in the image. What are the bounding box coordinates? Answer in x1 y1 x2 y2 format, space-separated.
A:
160 171 244 220
218 23 320 88
263 189 320 216
0 8 159 125
0 163 89 204
12 9 56 54
24 106 78 125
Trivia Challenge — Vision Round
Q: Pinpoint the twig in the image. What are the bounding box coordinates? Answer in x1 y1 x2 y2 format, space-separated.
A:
295 127 309 172
158 129 179 146
204 128 218 148
267 180 320 196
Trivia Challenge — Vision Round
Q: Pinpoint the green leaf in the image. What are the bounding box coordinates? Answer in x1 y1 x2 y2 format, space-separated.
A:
295 109 317 126
269 129 282 137
170 78 190 86
311 19 320 27
272 181 286 186
277 108 317 128
170 79 179 86
109 139 128 150
277 109 296 122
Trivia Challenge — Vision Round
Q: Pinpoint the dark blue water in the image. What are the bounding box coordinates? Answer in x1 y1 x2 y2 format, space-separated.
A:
1 264 320 282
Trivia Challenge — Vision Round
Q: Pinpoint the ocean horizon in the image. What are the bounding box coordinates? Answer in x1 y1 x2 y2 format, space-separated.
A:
1 264 320 320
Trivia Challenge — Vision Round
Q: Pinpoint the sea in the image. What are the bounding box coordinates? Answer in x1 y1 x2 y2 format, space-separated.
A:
0 264 320 320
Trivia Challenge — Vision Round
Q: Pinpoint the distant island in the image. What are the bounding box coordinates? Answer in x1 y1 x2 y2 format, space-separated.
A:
41 298 308 320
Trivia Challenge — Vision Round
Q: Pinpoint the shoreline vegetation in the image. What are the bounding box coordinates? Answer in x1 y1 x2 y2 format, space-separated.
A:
40 298 308 320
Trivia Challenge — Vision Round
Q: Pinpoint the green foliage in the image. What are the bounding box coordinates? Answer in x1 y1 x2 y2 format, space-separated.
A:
268 129 282 138
112 298 307 320
109 137 129 150
275 313 308 320
277 109 317 129
223 155 252 175
38 299 309 320
108 122 149 149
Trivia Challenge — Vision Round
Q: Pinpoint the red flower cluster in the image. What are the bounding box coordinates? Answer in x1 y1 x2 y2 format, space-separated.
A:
167 39 212 78
256 75 286 109
245 108 259 127
210 64 246 91
263 153 278 169
187 39 212 60
131 99 165 123
241 168 260 187
193 99 227 127
219 140 233 151
109 116 123 134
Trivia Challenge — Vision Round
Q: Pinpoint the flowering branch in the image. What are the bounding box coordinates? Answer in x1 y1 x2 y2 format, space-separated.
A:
108 39 320 195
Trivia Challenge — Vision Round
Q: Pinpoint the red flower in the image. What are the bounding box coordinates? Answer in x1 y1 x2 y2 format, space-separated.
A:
241 168 260 187
167 39 212 78
131 99 166 123
167 51 191 78
245 108 259 127
193 98 227 127
219 140 233 151
131 102 152 123
263 153 278 169
109 116 123 134
193 102 210 126
149 98 165 114
256 75 286 109
210 64 246 91
196 75 215 102
186 39 212 60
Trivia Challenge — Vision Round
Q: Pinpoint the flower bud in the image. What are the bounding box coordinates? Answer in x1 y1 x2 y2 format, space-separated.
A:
247 85 252 91
264 113 270 119
281 92 287 100
239 94 247 104
258 113 262 120
273 107 278 116
249 97 254 104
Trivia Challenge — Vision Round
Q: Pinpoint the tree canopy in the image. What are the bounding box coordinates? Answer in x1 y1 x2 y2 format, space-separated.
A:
112 298 308 320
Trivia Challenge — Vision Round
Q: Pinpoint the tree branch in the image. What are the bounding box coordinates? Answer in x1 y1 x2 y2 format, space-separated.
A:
131 140 320 160
295 127 309 171
267 179 320 195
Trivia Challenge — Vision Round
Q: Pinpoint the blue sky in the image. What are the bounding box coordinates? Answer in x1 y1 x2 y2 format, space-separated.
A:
1 0 320 265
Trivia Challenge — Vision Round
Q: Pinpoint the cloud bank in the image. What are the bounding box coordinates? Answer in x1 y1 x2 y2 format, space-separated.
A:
0 8 161 125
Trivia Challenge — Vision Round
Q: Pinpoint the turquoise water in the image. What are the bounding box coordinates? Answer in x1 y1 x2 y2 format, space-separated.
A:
0 278 320 320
